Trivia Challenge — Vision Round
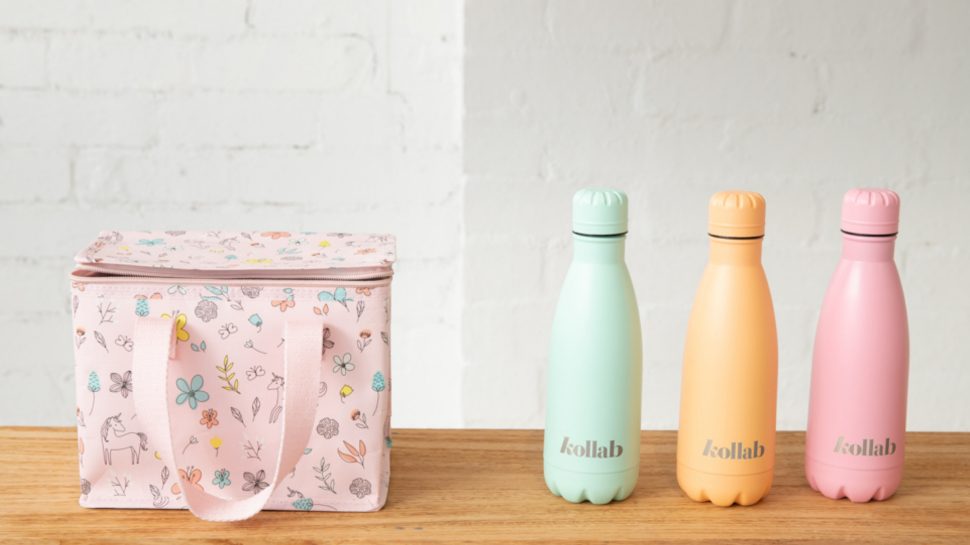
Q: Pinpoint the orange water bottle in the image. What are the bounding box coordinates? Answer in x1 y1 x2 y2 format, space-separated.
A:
676 190 778 506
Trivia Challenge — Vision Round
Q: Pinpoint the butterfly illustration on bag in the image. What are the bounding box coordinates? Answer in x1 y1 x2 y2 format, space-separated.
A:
272 288 296 312
246 365 265 381
137 238 165 246
317 288 352 310
218 323 238 339
114 335 134 352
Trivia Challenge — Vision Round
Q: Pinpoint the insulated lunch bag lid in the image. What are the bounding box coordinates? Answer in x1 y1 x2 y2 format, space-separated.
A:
74 231 396 278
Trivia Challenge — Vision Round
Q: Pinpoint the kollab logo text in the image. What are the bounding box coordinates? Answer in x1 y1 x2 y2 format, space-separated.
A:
833 436 897 457
703 439 765 460
560 437 623 458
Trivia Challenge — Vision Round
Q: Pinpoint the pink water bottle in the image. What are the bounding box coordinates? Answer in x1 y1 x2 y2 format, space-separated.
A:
805 188 909 502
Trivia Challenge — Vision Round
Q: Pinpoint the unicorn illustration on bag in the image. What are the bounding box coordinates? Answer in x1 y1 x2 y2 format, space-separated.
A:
101 414 148 465
267 373 284 424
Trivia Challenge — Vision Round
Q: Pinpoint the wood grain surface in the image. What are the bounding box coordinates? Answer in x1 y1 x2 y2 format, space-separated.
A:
0 428 967 544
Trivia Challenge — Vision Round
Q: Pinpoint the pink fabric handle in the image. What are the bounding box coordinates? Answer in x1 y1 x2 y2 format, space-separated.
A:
133 316 322 521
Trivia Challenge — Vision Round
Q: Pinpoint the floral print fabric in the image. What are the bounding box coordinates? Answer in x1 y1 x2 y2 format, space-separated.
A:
75 230 395 273
72 232 393 513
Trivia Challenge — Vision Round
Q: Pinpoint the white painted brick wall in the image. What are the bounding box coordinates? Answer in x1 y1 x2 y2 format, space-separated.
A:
464 0 970 431
0 0 463 427
2 1 968 431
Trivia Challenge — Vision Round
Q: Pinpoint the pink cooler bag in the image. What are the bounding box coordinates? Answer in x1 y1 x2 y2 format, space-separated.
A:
70 231 395 521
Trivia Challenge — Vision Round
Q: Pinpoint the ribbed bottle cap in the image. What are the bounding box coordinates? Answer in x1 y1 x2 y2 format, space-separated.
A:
841 188 900 236
572 187 628 236
708 190 766 238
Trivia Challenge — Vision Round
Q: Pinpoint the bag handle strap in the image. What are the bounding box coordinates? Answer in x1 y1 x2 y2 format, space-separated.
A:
133 316 322 521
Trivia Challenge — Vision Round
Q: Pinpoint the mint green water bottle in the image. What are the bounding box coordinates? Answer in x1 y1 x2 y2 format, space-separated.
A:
543 187 643 504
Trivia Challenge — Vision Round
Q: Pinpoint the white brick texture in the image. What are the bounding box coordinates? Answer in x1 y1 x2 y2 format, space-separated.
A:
0 0 463 427
464 0 970 432
1 1 968 431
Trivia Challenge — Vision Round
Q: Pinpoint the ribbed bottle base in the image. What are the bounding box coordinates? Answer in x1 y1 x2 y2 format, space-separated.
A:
544 464 639 505
676 464 774 506
805 456 902 503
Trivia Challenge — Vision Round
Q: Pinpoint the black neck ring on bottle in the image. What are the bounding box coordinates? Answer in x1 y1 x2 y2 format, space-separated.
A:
572 231 627 238
840 229 898 238
707 233 764 240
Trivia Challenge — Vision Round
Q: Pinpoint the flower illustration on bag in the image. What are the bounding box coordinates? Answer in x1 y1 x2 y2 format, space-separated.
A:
87 371 100 416
332 353 355 376
175 375 209 410
161 312 190 342
199 409 219 429
109 371 133 398
339 384 353 403
316 417 339 439
244 339 267 354
248 313 263 331
212 468 231 489
357 330 372 352
261 231 291 240
242 469 269 494
137 238 165 246
371 371 386 416
194 299 218 323
351 409 368 430
349 477 372 499
210 436 222 457
182 435 198 454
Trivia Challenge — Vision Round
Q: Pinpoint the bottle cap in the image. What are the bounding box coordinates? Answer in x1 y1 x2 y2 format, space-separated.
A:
708 190 766 238
841 188 900 236
572 187 628 236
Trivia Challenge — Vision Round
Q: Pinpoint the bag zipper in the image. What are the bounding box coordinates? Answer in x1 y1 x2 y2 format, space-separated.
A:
73 262 392 283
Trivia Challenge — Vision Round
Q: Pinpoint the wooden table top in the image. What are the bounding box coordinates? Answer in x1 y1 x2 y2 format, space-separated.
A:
0 428 967 544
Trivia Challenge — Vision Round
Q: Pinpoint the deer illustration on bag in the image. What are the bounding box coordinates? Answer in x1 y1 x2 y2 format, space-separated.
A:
101 414 148 465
